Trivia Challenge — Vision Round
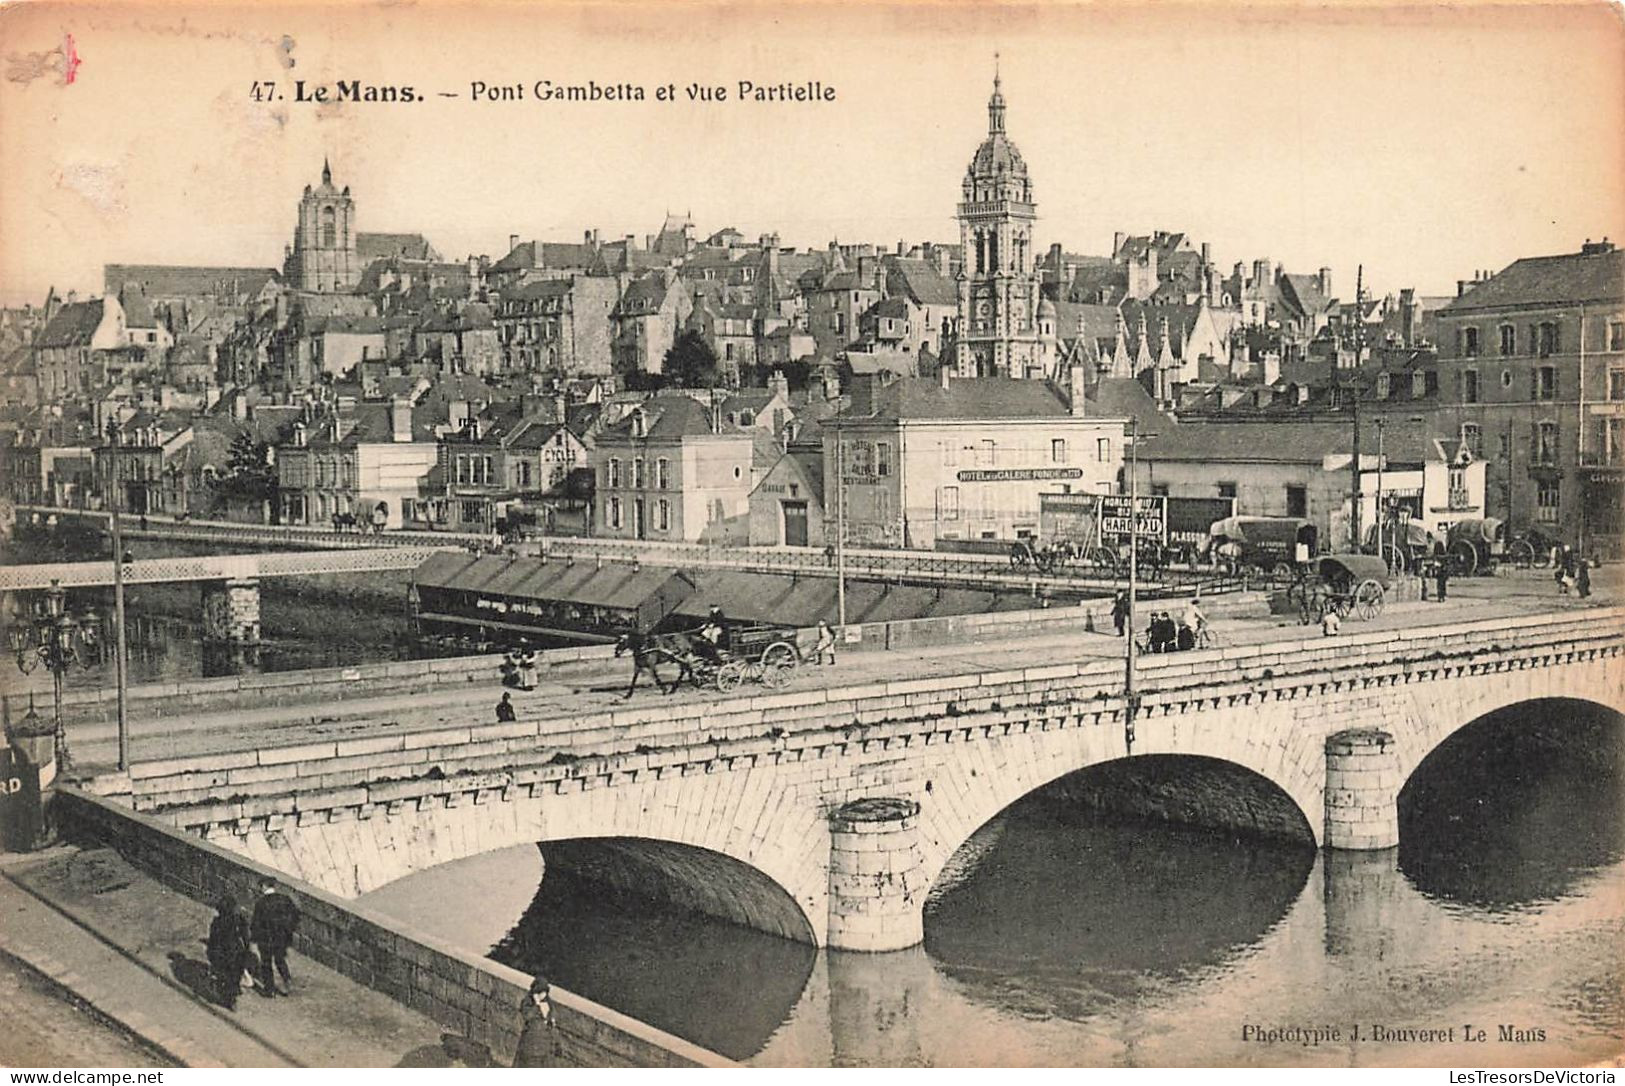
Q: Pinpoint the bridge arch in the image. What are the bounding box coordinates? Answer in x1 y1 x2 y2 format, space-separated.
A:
224 771 830 945
914 744 1320 908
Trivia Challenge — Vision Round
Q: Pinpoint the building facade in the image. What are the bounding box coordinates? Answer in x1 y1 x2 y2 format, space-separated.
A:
591 395 754 543
1432 240 1625 553
824 374 1124 549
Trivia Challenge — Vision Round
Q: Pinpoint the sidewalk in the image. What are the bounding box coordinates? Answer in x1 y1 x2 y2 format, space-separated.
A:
60 575 1614 775
0 847 474 1068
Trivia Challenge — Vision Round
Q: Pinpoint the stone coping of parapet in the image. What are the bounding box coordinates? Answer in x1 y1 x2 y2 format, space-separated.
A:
110 607 1622 788
102 608 1624 818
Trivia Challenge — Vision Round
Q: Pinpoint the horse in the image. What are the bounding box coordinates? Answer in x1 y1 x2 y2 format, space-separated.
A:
332 512 358 533
613 630 696 698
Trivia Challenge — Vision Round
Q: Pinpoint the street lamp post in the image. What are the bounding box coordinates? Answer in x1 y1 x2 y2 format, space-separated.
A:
1375 417 1385 566
8 579 99 772
1124 418 1157 754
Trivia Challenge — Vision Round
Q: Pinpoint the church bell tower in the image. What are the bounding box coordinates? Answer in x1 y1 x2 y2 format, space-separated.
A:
954 61 1044 379
284 158 359 293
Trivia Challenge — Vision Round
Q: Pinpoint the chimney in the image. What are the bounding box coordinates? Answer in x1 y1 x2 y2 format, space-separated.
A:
390 397 412 443
857 255 876 288
769 369 789 400
1253 259 1269 287
850 373 877 415
1068 364 1088 416
1457 279 1470 298
1112 232 1126 258
508 234 520 254
585 228 599 248
1318 266 1332 296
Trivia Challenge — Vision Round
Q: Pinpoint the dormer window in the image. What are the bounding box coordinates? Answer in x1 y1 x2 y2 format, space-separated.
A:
630 410 647 438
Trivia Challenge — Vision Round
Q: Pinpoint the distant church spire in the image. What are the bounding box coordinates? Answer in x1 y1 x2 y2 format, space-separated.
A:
988 53 1006 134
322 156 332 185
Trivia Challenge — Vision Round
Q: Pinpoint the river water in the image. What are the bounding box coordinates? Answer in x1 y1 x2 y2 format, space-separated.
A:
359 701 1624 1067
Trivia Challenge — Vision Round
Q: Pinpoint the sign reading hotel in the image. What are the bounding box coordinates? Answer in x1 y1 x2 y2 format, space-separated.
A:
956 468 1084 483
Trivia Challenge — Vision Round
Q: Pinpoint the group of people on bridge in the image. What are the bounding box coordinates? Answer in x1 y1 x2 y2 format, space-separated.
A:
1111 591 1209 652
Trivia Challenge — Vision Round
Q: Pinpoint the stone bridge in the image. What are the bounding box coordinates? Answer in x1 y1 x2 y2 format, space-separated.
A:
102 608 1624 952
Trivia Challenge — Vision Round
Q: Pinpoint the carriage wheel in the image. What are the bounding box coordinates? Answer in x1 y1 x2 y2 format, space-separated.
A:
1449 538 1478 577
1508 540 1536 569
761 661 794 690
1381 543 1408 574
1010 543 1031 569
716 661 746 693
761 640 799 673
1355 579 1385 620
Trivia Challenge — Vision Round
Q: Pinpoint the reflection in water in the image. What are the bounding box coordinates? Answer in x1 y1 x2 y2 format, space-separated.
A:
488 855 817 1063
923 799 1315 1022
360 706 1624 1067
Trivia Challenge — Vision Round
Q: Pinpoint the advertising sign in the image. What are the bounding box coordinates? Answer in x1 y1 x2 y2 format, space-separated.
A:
956 468 1084 483
1097 495 1167 543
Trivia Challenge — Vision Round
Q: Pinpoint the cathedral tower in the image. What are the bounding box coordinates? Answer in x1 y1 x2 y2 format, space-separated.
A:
284 158 359 293
954 65 1046 378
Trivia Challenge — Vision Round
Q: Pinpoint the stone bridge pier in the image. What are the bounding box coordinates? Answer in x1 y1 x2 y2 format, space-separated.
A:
200 578 260 644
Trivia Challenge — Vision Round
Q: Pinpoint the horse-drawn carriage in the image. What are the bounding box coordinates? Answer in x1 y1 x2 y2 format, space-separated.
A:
1292 554 1389 625
615 622 803 696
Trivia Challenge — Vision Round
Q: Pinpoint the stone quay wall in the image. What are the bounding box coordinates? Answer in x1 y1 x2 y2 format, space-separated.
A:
57 787 732 1069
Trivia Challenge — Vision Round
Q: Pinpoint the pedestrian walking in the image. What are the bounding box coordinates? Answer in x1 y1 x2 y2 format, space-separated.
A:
1434 559 1449 602
1110 591 1130 637
814 620 837 666
518 647 538 691
1577 559 1592 599
513 976 566 1068
1321 608 1342 637
206 893 252 1010
496 691 517 722
250 877 299 997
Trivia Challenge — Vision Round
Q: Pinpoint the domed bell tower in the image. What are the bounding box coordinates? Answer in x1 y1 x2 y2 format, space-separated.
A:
954 59 1043 379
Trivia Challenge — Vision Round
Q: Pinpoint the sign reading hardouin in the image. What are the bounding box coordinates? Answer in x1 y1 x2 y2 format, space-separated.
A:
1098 495 1166 543
956 468 1083 483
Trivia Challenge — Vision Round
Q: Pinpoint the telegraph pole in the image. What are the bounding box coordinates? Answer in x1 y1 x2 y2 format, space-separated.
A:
106 421 130 771
1349 264 1365 551
1124 417 1143 754
835 425 847 629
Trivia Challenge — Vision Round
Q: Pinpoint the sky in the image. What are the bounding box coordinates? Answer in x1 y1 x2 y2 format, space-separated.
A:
1 0 1622 307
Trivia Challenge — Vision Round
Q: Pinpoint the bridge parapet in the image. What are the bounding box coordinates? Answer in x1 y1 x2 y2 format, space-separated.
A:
95 607 1625 949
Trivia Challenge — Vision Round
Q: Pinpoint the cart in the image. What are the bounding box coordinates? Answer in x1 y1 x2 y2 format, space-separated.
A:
1298 553 1390 624
1444 517 1506 576
1209 516 1318 586
1364 518 1444 574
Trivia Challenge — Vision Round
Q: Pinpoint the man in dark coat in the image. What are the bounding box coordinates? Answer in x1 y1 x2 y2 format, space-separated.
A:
496 691 517 722
1110 591 1130 637
250 877 300 996
513 976 566 1068
206 894 251 1010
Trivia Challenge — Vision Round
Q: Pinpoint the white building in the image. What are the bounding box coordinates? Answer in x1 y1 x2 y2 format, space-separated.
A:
823 372 1126 548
